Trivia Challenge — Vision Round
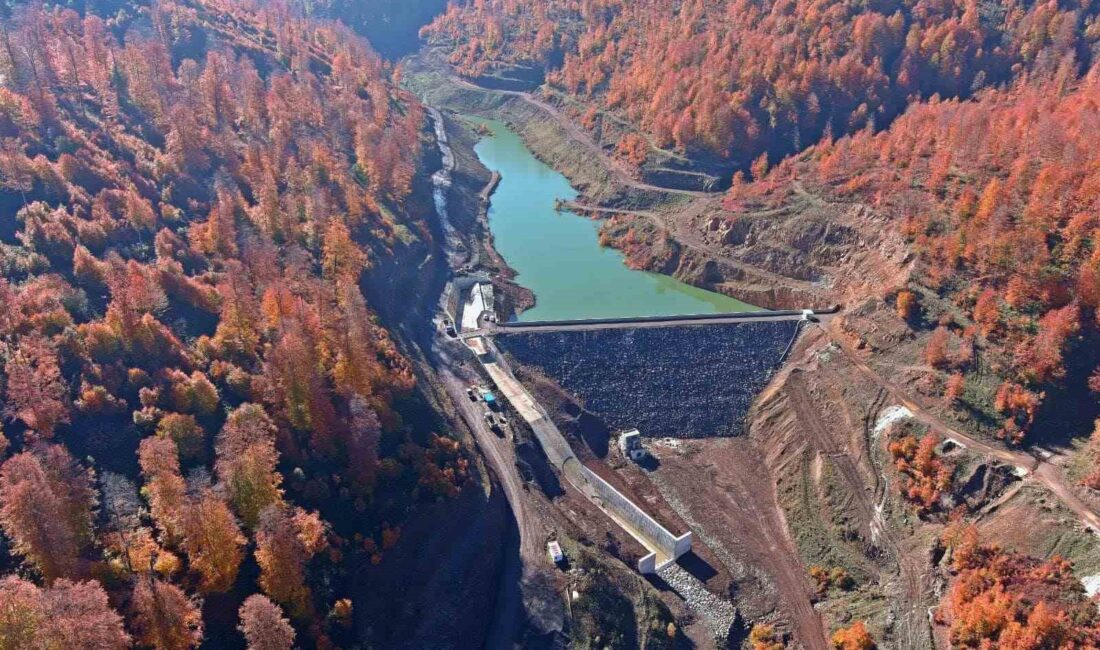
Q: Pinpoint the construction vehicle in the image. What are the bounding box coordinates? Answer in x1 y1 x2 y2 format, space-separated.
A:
547 540 564 565
480 388 499 411
484 411 502 434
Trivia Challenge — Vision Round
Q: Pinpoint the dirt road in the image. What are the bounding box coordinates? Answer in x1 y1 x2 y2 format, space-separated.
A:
565 195 829 300
429 333 553 649
785 369 931 649
824 321 1100 535
447 74 715 198
435 336 545 562
653 439 829 650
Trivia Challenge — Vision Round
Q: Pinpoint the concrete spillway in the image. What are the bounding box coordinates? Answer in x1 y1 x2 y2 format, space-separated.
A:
474 338 690 573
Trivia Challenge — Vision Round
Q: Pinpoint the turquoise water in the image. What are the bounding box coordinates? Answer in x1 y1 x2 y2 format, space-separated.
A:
471 118 753 321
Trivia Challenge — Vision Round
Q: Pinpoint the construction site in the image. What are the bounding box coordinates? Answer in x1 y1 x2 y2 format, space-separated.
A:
435 274 835 643
413 67 1100 650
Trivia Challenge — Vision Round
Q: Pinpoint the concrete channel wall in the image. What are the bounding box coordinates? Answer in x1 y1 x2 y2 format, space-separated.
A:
578 465 692 573
474 339 691 574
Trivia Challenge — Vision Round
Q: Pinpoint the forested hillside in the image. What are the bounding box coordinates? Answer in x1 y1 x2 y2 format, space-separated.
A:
731 79 1100 643
423 0 1100 170
0 0 469 646
731 72 1100 445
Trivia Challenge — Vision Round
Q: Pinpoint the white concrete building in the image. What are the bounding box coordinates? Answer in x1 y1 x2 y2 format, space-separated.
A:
619 429 645 462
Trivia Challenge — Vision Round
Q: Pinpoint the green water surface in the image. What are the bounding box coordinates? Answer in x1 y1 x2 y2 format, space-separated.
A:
471 118 753 321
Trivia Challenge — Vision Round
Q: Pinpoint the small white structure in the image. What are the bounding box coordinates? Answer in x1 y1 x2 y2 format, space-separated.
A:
547 540 564 564
619 429 646 462
460 282 496 332
801 309 816 321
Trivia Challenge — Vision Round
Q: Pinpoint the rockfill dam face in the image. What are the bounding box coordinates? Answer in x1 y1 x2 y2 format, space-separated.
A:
496 320 799 438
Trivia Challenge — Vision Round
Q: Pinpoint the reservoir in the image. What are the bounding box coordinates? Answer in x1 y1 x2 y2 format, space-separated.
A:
471 118 753 321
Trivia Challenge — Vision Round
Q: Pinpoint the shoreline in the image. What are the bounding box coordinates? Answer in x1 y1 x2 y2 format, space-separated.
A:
402 49 823 312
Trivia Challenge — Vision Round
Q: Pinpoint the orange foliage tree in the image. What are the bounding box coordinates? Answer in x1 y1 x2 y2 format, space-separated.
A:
831 621 875 649
941 524 1100 647
749 623 785 650
181 489 246 593
215 403 284 530
888 434 953 514
254 506 327 618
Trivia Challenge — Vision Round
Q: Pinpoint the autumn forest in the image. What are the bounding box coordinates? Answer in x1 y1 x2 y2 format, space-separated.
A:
3 0 1100 647
0 0 469 647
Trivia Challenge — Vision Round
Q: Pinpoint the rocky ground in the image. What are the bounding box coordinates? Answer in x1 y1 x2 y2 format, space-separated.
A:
497 321 798 438
657 563 739 642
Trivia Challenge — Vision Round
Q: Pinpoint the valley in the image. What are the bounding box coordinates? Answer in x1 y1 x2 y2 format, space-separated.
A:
1 1 1099 649
404 39 1100 649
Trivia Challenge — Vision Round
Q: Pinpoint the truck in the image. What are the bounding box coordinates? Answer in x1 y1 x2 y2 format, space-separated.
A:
480 390 499 411
484 411 502 434
547 540 564 565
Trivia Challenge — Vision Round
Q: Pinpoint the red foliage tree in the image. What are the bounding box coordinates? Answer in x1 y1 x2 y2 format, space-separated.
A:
138 436 188 544
0 446 95 581
888 434 953 514
944 373 966 405
129 576 204 650
924 327 950 369
942 525 1100 647
0 576 130 648
238 594 295 650
3 334 69 439
254 506 326 618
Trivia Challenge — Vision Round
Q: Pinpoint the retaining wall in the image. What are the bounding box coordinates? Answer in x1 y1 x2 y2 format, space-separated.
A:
579 465 692 573
477 345 691 574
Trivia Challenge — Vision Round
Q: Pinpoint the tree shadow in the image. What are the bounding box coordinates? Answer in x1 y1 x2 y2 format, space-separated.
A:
1027 335 1100 452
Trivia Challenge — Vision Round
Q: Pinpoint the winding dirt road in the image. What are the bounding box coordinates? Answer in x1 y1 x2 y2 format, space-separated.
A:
434 332 545 561
447 74 716 198
824 320 1100 534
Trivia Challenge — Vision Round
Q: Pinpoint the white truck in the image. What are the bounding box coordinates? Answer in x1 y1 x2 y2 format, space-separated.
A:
547 540 564 565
